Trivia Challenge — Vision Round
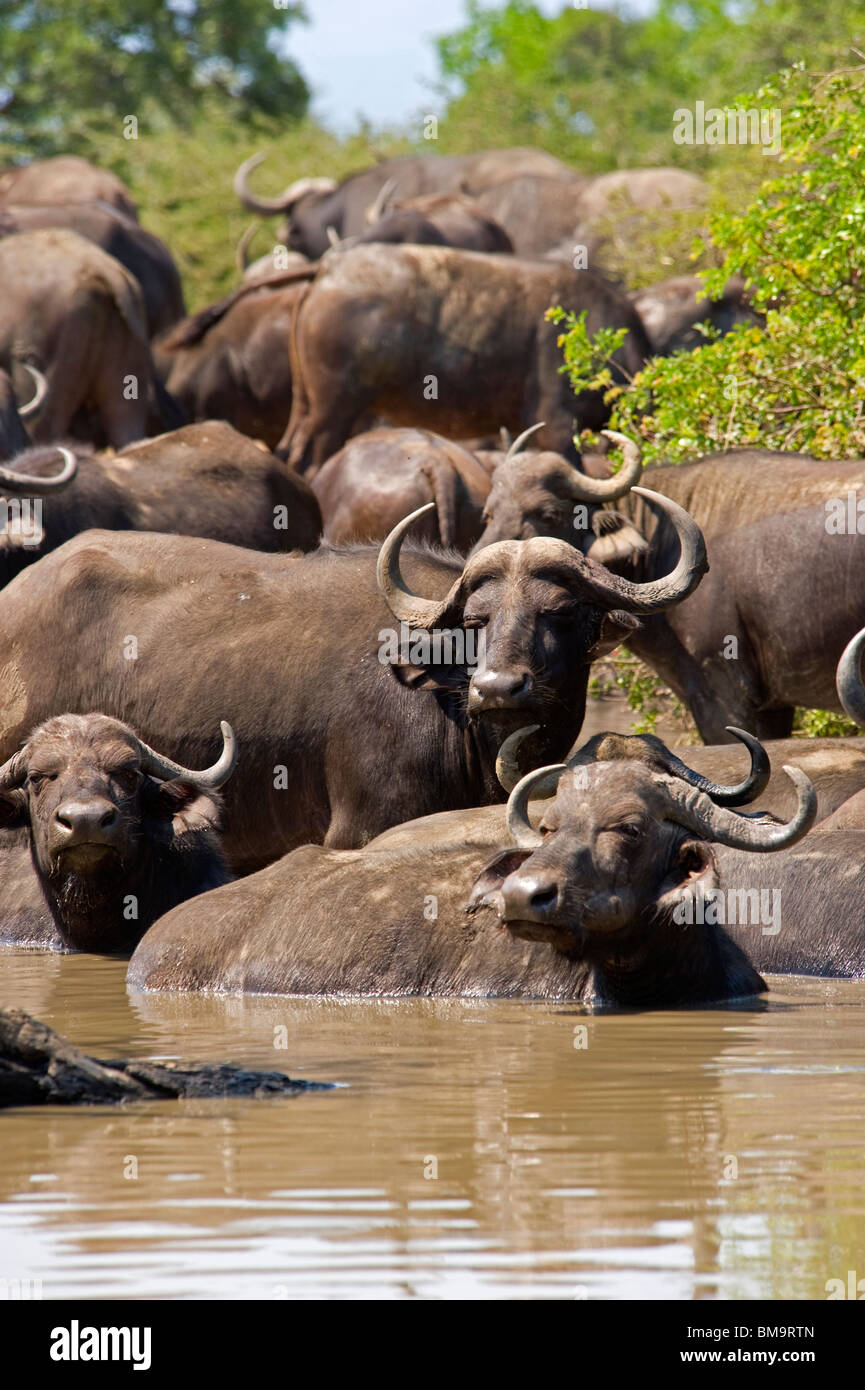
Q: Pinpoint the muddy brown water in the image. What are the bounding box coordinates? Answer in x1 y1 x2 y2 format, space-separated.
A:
1 694 864 1301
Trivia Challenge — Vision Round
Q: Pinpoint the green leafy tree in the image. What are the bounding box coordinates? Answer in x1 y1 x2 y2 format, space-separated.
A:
1 0 309 154
433 1 865 173
559 60 865 464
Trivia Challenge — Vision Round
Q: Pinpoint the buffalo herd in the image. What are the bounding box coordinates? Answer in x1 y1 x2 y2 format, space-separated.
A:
0 149 863 1011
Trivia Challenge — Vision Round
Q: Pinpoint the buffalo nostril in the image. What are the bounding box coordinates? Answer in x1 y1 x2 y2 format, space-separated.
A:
529 884 558 912
501 873 559 921
99 807 117 828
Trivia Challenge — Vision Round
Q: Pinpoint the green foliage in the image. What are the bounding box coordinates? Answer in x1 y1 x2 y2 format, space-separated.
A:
546 306 631 406
557 61 865 466
793 708 860 738
433 1 865 173
590 653 694 738
0 0 309 152
0 1 331 307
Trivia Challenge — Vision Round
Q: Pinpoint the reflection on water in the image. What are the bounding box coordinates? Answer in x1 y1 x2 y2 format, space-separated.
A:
2 943 865 1300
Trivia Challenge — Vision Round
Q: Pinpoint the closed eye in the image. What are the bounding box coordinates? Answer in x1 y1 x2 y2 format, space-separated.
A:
606 823 643 840
109 767 140 792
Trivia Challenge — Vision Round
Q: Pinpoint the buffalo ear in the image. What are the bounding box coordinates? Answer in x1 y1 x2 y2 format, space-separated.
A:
144 778 223 835
656 837 717 914
388 660 466 693
585 513 649 566
587 608 641 661
465 847 532 915
0 788 29 829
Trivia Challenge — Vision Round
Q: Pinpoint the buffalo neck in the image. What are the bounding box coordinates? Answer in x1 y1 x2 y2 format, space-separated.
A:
577 905 767 1009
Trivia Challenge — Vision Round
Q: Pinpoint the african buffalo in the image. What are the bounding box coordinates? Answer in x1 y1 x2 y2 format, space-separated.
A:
0 201 185 337
0 156 137 220
495 754 865 981
563 167 707 267
630 274 761 356
0 229 178 449
312 427 491 549
621 458 865 740
353 192 513 253
159 285 305 450
0 714 235 953
473 440 865 740
126 743 815 1004
484 756 833 994
0 485 704 871
280 244 650 472
0 422 320 587
471 426 649 562
475 167 706 260
473 174 588 258
234 148 572 259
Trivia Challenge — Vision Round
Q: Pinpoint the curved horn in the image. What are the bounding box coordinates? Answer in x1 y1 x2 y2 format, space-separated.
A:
659 726 770 807
234 159 337 216
507 764 568 850
136 721 237 790
506 422 545 460
837 626 865 727
566 429 644 502
376 503 459 628
365 176 398 226
235 222 259 273
325 224 341 247
234 153 289 214
0 447 76 492
660 764 816 851
495 725 539 793
17 364 47 419
577 486 707 613
0 746 30 790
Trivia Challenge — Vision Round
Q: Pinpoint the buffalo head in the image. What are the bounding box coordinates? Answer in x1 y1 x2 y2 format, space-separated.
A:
470 426 647 562
377 477 707 743
477 758 814 960
234 153 339 257
0 714 236 950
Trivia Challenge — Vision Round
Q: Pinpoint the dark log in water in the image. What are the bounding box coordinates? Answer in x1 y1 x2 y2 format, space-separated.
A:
0 1008 331 1107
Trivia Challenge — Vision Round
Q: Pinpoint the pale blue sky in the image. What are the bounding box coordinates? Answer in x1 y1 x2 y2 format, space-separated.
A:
285 0 568 131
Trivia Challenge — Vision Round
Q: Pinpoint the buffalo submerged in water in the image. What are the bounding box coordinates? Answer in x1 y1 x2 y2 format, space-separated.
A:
128 724 865 1008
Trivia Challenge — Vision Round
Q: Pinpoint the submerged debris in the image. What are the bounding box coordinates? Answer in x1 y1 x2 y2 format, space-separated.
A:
0 1008 332 1107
